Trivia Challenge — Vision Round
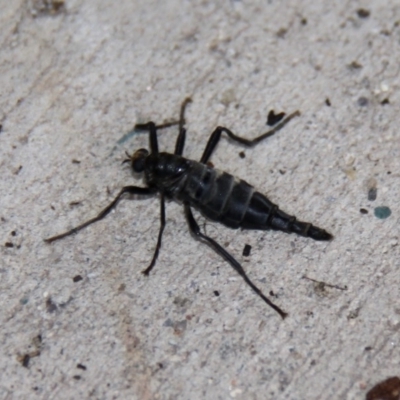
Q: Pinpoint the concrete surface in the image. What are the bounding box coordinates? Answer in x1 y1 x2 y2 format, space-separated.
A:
1 1 399 399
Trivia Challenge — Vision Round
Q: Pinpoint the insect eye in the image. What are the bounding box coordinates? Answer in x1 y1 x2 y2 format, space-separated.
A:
132 158 145 172
131 148 149 173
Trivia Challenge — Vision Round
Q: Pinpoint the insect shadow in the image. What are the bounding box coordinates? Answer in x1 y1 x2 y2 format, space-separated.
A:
45 98 332 319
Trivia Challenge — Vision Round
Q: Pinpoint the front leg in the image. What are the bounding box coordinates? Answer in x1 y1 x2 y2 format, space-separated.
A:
135 98 192 155
200 110 300 163
45 186 156 243
133 122 160 154
174 97 192 156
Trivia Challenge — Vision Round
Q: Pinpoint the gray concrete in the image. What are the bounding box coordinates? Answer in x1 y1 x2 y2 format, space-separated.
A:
1 1 399 399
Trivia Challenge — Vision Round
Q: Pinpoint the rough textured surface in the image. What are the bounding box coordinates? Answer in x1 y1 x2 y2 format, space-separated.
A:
1 1 399 399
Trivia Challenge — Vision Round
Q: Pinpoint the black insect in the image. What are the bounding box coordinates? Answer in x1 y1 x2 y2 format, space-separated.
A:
45 98 332 319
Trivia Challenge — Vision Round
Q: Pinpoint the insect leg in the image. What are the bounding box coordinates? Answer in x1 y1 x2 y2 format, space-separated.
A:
174 97 192 155
44 186 156 243
174 127 186 156
142 192 166 276
135 98 192 155
184 203 288 319
133 122 160 154
200 110 300 163
134 121 181 153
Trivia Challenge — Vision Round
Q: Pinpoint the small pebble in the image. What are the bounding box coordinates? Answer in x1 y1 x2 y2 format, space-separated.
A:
374 206 391 219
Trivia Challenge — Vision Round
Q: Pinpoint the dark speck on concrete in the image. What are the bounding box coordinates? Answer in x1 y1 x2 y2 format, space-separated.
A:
173 320 187 335
46 297 58 313
73 275 83 282
22 354 30 368
173 296 190 308
163 318 174 327
30 0 66 16
374 206 391 219
20 297 29 305
357 97 369 106
368 187 377 201
242 244 252 256
357 8 370 18
349 61 362 70
276 27 287 38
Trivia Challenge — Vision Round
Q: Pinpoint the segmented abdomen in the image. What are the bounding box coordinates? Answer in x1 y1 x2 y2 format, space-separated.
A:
173 161 270 228
173 160 332 241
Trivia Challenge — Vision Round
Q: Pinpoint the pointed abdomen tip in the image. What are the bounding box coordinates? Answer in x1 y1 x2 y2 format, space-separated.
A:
308 226 333 241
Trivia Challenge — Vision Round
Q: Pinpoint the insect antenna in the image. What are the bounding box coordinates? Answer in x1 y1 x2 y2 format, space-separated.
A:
122 151 132 165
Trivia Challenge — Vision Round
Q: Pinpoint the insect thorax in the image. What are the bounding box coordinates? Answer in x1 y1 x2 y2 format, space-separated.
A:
144 153 191 194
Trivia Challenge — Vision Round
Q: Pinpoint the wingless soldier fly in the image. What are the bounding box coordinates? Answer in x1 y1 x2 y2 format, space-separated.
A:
45 98 332 318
